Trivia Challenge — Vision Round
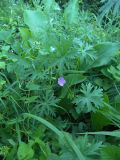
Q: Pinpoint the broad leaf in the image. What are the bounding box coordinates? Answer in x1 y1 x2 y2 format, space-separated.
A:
64 0 79 25
0 62 6 69
101 145 120 160
24 10 48 34
17 142 34 160
90 42 120 68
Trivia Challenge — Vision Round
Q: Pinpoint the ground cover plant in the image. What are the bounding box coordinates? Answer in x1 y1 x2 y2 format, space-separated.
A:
0 0 120 159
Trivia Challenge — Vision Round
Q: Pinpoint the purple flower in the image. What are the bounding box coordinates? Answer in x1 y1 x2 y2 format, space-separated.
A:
58 77 66 87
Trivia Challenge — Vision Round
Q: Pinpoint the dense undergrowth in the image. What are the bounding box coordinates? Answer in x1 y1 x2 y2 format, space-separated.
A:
0 0 120 159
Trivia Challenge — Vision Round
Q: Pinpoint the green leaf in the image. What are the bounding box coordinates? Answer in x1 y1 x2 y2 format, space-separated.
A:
60 134 102 160
17 142 34 160
108 64 120 81
65 73 86 86
0 79 6 90
75 135 103 158
42 0 60 12
24 10 48 34
48 154 60 160
19 28 31 41
101 145 120 160
26 82 40 90
73 83 104 113
90 42 120 68
64 0 79 25
63 132 86 160
20 96 38 103
23 113 63 138
6 145 18 160
0 30 12 42
60 73 85 98
0 62 6 69
1 45 10 53
35 138 51 159
99 0 120 21
91 112 111 130
78 130 120 138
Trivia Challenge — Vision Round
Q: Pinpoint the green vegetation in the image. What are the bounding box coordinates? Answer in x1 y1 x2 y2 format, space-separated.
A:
0 0 120 159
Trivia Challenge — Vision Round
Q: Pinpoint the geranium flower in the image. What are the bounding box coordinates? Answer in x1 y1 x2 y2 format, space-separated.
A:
58 77 66 87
